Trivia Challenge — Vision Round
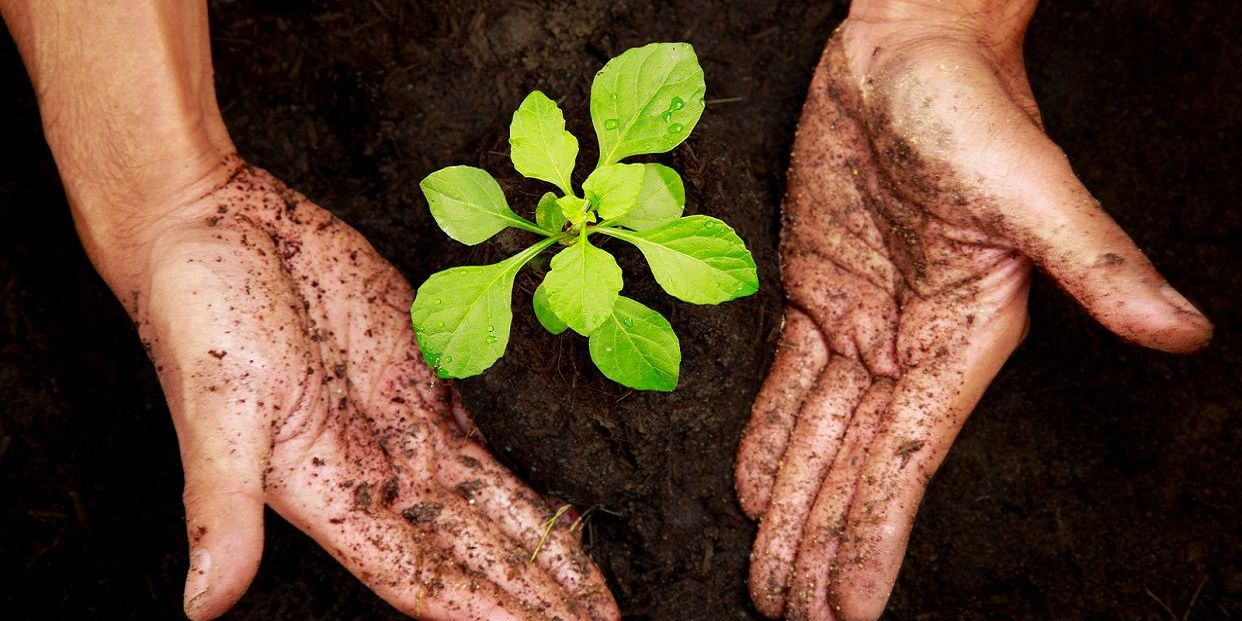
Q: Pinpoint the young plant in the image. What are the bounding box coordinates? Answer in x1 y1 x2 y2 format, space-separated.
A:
410 42 758 392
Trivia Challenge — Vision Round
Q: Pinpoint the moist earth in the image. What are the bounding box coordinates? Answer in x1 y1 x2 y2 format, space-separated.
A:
0 1 1239 620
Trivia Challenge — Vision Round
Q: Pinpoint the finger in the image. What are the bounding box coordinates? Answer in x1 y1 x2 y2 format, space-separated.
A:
270 448 563 621
176 396 266 621
786 379 894 621
736 309 829 519
826 288 1027 621
749 356 871 619
413 491 589 621
435 439 619 621
385 424 593 621
895 56 1212 353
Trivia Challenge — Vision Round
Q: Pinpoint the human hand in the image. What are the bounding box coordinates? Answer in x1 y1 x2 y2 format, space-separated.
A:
117 161 619 621
734 2 1213 619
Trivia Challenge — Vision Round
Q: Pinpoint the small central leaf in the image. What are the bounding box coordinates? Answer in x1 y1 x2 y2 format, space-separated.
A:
583 163 645 221
614 163 685 230
542 235 623 335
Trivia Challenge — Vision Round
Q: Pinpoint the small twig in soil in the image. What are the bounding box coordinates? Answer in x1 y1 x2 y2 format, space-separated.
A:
1183 576 1209 621
1145 586 1180 621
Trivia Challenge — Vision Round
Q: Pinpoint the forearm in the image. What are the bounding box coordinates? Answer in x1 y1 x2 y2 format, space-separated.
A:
0 0 234 283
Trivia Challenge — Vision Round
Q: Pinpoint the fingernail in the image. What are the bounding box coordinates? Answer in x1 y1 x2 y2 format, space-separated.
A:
185 549 212 613
1158 285 1205 318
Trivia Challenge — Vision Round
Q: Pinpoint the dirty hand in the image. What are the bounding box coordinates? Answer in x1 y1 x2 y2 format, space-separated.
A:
122 162 619 621
734 1 1213 619
0 0 617 619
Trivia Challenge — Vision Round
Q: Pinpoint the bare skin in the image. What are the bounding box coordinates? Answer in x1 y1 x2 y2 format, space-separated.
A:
734 1 1213 620
0 1 618 619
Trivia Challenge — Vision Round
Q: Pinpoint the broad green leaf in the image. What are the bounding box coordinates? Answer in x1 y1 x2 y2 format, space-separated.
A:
536 192 568 233
589 296 680 391
410 239 555 378
556 195 592 226
599 215 758 304
583 163 644 220
532 280 568 335
421 166 539 244
614 164 685 230
591 42 706 166
542 234 623 335
509 91 579 194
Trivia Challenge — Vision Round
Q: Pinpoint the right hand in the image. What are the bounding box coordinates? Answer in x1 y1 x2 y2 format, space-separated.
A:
734 3 1212 619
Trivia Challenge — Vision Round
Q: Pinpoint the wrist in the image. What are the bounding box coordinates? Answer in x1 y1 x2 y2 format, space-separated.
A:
847 0 1037 47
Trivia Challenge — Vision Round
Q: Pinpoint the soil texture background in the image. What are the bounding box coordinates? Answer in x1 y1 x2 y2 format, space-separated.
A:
1 1 1238 620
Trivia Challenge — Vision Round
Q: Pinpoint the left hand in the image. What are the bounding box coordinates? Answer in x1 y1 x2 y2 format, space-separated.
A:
120 160 618 621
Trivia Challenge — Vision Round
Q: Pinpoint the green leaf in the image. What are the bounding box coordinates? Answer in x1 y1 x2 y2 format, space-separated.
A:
614 163 685 230
410 239 556 378
599 215 758 304
420 166 541 244
556 195 592 226
591 42 706 166
509 91 579 194
583 163 644 220
542 233 623 335
536 192 568 233
589 296 680 391
532 280 568 335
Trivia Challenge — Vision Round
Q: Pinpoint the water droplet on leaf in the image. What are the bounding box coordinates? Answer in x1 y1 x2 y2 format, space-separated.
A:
622 317 634 328
668 123 685 134
604 118 620 130
670 96 685 110
487 325 495 332
487 335 498 343
443 354 453 363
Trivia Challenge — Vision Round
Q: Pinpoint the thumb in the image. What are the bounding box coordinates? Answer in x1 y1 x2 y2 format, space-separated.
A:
929 71 1213 353
172 390 267 620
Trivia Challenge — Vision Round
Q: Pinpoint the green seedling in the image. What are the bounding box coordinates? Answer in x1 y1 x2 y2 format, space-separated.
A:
410 42 758 391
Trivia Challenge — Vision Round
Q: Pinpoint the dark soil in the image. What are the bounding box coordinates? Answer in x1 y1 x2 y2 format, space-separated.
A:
1 1 1238 620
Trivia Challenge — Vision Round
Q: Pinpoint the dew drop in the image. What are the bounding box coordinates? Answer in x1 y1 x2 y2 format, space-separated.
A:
668 123 685 134
437 320 445 328
660 110 674 122
622 317 634 328
487 335 498 343
443 354 453 363
670 96 685 110
434 298 442 305
704 220 716 228
605 347 613 353
604 118 620 130
487 325 495 332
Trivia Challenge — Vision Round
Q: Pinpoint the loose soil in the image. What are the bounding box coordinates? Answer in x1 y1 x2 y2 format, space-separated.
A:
1 1 1238 620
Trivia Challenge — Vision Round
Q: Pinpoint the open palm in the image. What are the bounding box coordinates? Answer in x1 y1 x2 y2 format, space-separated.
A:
133 163 618 621
735 17 1211 621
